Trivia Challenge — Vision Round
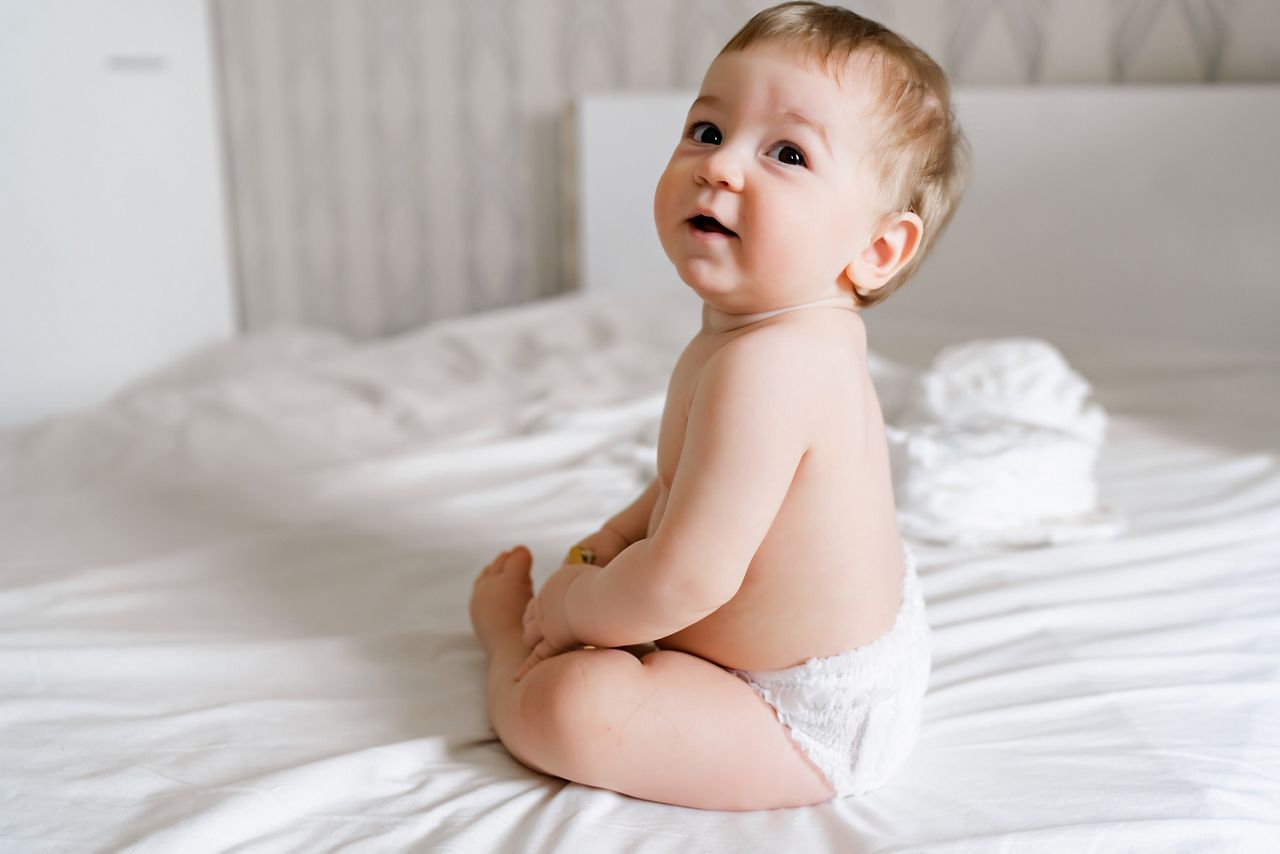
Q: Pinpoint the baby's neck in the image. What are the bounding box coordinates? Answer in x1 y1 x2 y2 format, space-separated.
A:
700 293 859 335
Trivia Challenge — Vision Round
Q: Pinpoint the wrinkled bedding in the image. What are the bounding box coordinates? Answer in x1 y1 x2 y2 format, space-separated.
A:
2 290 1278 852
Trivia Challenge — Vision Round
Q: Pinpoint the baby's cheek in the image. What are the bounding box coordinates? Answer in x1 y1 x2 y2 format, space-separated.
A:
653 167 681 220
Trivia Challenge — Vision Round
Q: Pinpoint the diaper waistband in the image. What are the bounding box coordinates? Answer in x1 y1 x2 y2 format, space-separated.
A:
735 544 929 684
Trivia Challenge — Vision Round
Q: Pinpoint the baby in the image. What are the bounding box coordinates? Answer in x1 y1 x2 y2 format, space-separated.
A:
470 1 968 810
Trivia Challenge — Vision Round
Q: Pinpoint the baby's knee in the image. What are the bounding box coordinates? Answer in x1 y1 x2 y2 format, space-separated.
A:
519 647 636 730
516 648 640 773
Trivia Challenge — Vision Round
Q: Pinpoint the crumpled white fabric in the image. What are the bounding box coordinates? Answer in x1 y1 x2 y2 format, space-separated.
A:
886 339 1124 547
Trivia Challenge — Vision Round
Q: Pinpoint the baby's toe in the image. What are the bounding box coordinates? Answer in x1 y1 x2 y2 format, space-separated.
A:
502 546 532 576
470 549 536 651
476 550 510 581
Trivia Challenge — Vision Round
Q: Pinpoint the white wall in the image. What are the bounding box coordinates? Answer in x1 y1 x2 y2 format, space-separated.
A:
572 86 1280 359
0 0 235 427
211 0 1280 337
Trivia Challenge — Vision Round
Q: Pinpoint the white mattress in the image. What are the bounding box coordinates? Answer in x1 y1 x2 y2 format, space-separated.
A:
2 290 1278 852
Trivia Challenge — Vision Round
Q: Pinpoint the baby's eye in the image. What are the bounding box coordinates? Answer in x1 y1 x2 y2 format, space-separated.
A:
688 122 723 146
766 142 806 167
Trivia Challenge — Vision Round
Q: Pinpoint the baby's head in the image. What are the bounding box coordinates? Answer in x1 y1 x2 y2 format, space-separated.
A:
654 1 969 311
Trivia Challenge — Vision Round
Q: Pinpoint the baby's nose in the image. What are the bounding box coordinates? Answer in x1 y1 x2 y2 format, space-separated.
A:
696 147 745 191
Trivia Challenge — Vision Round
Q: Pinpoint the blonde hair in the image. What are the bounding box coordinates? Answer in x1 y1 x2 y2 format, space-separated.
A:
720 1 970 307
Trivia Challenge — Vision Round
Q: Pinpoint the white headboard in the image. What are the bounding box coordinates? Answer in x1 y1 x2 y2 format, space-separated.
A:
566 86 1280 355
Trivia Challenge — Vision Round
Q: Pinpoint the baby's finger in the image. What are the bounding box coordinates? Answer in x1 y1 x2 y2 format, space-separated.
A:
513 651 540 682
513 639 556 682
521 600 541 646
512 655 533 682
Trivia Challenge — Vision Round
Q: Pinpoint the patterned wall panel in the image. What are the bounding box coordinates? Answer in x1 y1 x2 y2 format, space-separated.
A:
211 0 1280 338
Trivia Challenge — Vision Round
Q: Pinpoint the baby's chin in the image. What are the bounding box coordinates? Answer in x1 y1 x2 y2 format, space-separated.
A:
671 259 742 299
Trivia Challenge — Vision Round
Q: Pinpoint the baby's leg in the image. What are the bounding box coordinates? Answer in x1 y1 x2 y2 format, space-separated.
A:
470 550 834 811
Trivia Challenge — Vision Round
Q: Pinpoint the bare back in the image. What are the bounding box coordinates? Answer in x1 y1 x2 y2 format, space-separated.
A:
648 308 906 672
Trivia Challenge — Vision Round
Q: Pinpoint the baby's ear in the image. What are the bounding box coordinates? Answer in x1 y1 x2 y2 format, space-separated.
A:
844 211 924 296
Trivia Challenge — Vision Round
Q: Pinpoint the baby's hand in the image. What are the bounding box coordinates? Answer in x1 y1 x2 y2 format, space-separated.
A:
514 562 596 681
569 526 631 568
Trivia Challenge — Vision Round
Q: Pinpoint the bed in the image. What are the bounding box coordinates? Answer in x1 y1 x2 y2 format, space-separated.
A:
3 86 1279 852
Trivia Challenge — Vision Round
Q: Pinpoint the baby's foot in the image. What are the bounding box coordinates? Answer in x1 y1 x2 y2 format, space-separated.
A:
470 547 534 655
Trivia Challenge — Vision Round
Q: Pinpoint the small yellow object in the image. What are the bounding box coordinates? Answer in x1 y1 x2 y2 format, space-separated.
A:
566 545 596 565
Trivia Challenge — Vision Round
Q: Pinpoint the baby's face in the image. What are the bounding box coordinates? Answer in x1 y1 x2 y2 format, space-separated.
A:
653 42 883 310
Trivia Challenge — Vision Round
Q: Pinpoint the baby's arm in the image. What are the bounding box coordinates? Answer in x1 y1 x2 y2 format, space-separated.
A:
562 332 812 647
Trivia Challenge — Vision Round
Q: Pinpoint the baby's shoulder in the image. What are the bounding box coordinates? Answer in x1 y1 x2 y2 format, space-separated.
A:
697 319 866 410
718 312 868 377
705 321 819 383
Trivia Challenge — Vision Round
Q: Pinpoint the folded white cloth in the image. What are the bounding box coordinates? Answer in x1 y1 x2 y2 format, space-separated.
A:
886 339 1123 547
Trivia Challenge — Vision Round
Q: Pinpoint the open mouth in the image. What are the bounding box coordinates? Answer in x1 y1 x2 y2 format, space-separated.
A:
689 214 737 237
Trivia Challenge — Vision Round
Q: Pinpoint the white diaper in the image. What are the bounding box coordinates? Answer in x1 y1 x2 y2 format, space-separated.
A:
728 548 931 798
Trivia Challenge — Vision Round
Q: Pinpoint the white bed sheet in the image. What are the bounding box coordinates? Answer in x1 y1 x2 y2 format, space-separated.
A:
2 290 1278 853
